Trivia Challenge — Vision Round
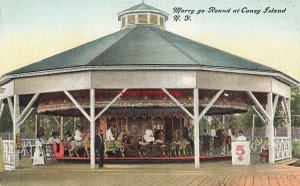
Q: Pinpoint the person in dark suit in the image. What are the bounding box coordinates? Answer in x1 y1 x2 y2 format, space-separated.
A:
95 129 105 168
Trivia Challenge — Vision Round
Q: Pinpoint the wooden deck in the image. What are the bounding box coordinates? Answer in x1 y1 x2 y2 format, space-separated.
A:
0 158 299 186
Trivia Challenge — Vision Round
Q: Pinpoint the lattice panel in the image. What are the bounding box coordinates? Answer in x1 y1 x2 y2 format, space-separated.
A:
247 137 268 153
274 137 291 161
3 140 15 170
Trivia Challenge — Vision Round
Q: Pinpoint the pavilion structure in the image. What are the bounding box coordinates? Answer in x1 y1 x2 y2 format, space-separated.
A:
0 2 299 170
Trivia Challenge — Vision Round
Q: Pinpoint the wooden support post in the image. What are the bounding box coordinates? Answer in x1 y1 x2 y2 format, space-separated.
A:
252 115 255 138
193 88 200 168
35 114 39 137
286 98 292 157
13 95 20 168
60 117 64 138
90 89 96 169
266 92 274 163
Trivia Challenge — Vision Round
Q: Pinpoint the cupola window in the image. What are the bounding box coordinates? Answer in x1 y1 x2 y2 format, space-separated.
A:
150 15 158 25
160 17 165 27
128 15 135 24
138 14 148 23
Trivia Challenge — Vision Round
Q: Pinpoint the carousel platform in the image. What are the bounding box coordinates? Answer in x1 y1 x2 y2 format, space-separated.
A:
55 155 231 163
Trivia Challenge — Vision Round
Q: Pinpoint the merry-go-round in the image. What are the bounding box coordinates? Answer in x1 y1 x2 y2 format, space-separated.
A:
43 89 246 162
0 2 298 169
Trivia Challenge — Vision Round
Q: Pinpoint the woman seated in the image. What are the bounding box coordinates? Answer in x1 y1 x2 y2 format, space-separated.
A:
74 126 83 142
154 130 165 145
143 125 155 144
106 125 115 141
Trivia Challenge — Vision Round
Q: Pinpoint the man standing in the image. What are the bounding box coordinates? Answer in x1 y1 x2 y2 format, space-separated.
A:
95 129 105 168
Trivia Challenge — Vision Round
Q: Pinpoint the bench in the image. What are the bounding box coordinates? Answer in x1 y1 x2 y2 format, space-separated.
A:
260 149 269 162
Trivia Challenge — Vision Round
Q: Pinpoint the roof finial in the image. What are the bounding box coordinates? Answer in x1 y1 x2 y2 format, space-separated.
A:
142 0 145 3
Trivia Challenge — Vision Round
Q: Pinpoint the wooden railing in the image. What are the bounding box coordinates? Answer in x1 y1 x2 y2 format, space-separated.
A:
274 137 291 161
246 137 268 153
3 140 15 170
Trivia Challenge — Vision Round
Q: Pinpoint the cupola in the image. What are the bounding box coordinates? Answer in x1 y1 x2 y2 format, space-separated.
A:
117 2 169 29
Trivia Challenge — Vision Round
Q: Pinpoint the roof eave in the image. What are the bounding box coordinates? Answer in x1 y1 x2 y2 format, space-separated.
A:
1 65 299 88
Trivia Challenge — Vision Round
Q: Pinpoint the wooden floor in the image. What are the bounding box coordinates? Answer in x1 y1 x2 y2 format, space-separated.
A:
0 158 299 186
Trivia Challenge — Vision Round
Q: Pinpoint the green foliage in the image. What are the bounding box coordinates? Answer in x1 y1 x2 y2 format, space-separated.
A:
291 87 300 127
0 104 13 132
231 108 265 129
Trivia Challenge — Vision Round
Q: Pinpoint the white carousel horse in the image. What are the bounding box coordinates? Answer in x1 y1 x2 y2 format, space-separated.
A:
104 131 125 157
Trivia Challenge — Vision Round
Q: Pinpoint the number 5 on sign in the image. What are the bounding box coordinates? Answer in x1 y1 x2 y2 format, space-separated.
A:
236 145 245 156
232 141 250 165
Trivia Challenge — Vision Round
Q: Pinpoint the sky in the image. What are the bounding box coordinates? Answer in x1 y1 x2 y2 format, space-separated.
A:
0 0 300 82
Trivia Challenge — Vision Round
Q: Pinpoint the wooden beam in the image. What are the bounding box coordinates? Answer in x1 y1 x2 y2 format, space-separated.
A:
162 88 194 120
95 88 127 120
64 118 73 127
64 90 91 122
52 116 60 126
252 106 266 123
282 98 291 124
7 97 14 123
212 116 223 126
0 100 4 120
20 108 34 126
16 93 40 125
272 94 279 119
197 89 224 123
247 91 271 121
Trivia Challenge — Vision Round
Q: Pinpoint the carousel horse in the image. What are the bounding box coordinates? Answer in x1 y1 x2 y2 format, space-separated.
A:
104 131 125 157
181 139 193 156
152 130 167 157
82 132 90 157
124 135 144 157
69 132 89 157
168 139 183 156
168 130 183 156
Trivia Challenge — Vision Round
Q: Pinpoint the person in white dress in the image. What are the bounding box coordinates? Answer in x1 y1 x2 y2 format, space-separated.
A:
74 126 83 141
32 135 45 166
143 125 155 143
210 126 217 138
106 125 115 141
237 130 247 141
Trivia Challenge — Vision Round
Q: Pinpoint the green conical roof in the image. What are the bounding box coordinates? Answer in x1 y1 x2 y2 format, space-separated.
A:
8 25 276 75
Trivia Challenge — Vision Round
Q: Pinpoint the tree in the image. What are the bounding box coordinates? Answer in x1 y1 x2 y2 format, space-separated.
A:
291 87 300 127
0 104 13 132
